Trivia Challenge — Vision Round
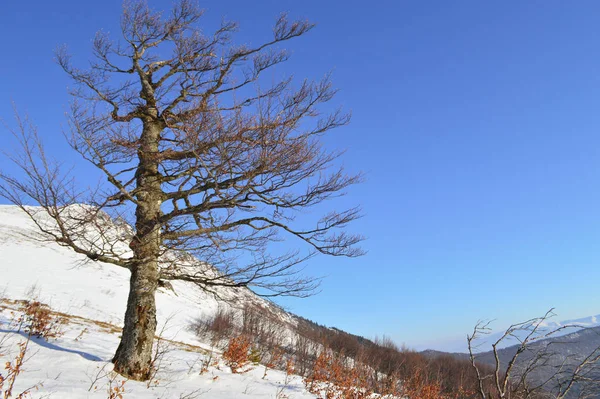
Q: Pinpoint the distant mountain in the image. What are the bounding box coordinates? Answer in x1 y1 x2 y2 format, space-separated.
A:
425 325 600 398
481 325 600 398
423 314 600 354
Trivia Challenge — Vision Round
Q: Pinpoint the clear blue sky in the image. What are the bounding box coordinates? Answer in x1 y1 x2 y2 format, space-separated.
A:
2 1 600 351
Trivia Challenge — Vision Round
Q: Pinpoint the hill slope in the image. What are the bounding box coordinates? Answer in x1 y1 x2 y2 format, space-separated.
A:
0 205 314 398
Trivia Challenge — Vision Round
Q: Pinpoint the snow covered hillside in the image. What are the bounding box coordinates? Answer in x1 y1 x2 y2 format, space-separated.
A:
0 205 315 398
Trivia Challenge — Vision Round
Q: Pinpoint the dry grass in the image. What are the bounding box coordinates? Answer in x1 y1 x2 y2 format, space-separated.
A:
0 299 210 356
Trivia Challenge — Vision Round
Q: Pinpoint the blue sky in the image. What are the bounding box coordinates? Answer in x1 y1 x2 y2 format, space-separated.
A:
2 1 600 350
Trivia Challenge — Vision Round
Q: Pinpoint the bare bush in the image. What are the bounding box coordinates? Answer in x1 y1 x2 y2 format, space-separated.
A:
240 305 287 359
106 373 126 399
193 303 288 358
192 308 236 345
291 333 319 377
0 337 41 399
17 301 66 341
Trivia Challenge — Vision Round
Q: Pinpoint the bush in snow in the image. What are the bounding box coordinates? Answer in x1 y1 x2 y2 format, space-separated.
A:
13 301 66 341
223 335 252 374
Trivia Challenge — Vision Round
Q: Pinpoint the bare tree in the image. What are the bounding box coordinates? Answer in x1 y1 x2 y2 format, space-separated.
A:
0 0 363 380
468 310 600 399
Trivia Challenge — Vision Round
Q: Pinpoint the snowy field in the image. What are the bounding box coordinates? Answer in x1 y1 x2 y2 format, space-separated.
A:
0 205 316 398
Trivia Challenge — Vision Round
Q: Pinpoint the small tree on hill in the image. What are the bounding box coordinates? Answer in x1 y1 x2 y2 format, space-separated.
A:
0 0 363 380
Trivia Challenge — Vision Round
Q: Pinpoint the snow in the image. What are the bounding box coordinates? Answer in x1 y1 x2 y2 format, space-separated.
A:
0 205 316 398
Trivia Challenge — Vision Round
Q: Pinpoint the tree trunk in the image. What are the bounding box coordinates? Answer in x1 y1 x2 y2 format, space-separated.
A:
112 119 163 380
112 260 159 380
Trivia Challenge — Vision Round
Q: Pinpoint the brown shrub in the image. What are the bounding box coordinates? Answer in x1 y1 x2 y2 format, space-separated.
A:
1 338 41 398
223 335 252 373
305 350 372 399
13 301 66 341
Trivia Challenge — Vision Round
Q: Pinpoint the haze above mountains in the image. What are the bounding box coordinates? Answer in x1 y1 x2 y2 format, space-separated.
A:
418 314 600 354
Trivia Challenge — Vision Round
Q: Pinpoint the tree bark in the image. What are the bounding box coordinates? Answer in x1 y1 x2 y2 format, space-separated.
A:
112 261 159 380
112 120 163 380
